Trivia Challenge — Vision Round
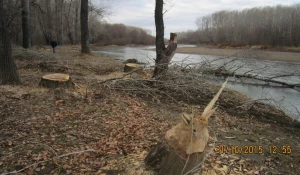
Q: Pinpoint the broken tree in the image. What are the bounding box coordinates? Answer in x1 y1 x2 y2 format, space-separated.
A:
152 0 177 78
145 78 228 175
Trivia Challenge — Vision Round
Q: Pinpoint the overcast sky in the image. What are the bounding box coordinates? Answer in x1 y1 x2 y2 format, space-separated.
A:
96 0 299 37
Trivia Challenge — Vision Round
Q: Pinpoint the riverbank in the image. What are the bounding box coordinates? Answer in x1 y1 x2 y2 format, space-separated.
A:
175 46 300 63
0 46 299 174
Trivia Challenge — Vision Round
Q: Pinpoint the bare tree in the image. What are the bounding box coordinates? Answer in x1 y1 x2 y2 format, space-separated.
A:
153 0 165 77
80 0 90 53
21 0 31 48
153 0 177 78
190 5 300 47
45 0 52 44
65 0 75 44
74 0 80 45
0 0 20 84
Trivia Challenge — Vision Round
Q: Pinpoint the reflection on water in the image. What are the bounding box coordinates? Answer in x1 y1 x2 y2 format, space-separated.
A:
210 78 300 120
93 45 300 121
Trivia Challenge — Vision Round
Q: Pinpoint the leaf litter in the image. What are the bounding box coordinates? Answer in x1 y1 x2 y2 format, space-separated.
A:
0 46 299 174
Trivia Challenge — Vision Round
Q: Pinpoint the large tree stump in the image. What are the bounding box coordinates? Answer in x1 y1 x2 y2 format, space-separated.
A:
145 79 229 175
145 141 206 175
39 73 74 88
124 63 141 72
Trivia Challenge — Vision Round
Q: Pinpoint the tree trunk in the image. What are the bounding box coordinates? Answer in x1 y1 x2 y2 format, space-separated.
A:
39 73 74 88
65 0 74 44
80 0 90 54
152 0 177 78
54 0 59 45
45 0 52 44
152 0 165 78
74 0 79 45
0 0 20 84
22 0 31 48
145 141 206 175
60 0 64 45
124 63 141 72
145 79 229 175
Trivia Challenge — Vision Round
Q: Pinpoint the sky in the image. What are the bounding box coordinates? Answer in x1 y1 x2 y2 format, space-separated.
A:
95 0 299 37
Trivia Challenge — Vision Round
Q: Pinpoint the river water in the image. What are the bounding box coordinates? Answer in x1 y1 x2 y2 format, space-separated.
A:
92 45 300 121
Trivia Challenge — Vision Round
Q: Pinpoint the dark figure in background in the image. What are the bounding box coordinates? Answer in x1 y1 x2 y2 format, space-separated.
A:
50 40 58 53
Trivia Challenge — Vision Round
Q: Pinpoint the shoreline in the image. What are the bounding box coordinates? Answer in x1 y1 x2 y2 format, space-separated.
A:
175 47 300 63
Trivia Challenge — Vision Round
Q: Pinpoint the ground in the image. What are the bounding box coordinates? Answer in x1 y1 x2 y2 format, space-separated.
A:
0 46 299 175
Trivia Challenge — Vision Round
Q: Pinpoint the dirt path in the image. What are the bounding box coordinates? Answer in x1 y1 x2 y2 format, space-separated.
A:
0 46 299 175
176 47 300 63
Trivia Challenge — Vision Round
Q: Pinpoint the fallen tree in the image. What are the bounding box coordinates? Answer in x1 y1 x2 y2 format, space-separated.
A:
201 68 300 88
176 50 300 89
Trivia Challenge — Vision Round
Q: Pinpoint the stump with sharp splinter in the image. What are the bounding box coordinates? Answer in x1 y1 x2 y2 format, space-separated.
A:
145 78 229 175
39 73 74 88
124 63 142 72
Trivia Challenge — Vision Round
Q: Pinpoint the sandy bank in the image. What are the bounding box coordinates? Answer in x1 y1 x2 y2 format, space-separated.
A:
175 47 300 63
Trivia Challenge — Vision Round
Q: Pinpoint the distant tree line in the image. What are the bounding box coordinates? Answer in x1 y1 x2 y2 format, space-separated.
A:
5 0 154 46
94 23 155 46
178 4 300 47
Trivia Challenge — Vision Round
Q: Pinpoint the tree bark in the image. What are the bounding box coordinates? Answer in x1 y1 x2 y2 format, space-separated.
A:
152 0 177 78
39 73 74 88
145 141 205 175
46 0 52 44
0 0 20 84
22 0 31 48
55 0 59 44
65 0 74 44
74 0 79 45
124 63 141 72
60 0 64 45
145 79 228 175
153 0 165 78
80 0 90 54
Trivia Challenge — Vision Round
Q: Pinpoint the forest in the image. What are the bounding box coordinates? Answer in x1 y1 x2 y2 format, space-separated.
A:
1 0 300 174
4 0 154 47
177 4 300 47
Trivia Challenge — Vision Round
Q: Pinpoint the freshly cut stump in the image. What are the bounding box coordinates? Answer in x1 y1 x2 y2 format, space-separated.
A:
145 141 205 175
39 73 74 88
124 63 141 72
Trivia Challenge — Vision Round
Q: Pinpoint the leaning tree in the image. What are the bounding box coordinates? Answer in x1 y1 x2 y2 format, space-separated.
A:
0 0 20 85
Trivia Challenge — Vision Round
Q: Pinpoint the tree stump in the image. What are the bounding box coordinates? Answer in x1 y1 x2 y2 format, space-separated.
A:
124 63 141 72
39 73 74 88
144 79 229 175
145 141 206 175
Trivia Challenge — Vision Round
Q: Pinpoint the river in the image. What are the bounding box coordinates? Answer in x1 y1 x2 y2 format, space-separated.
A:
92 45 300 121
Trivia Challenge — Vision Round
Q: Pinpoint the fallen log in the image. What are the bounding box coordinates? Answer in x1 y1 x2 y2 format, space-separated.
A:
39 73 74 88
201 68 300 88
145 78 228 175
